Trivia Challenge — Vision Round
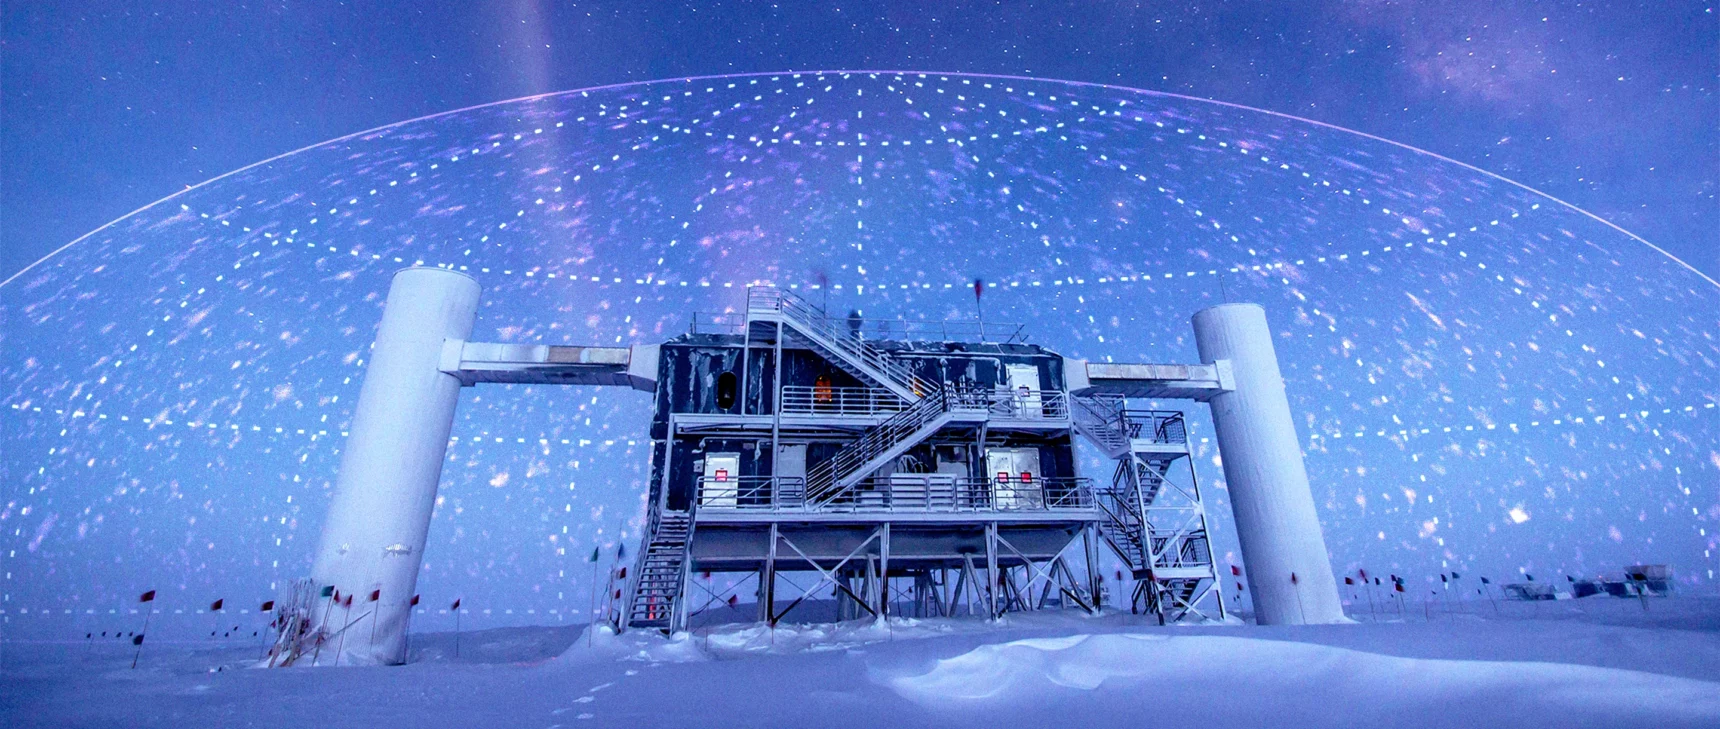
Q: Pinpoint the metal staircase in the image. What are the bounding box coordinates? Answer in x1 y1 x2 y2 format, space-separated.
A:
624 512 693 632
804 387 988 504
747 287 933 401
1072 395 1223 623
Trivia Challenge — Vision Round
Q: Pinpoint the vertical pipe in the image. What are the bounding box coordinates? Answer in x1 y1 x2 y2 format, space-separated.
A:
1192 303 1343 625
985 522 1000 619
309 268 480 663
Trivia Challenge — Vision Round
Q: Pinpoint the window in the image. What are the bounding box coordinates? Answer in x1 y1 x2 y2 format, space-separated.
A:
715 371 738 410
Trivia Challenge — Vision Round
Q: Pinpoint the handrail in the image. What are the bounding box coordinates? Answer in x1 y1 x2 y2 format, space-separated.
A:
688 311 747 335
695 476 807 511
749 475 1094 513
978 388 1070 420
1120 409 1187 445
748 287 935 398
804 386 958 503
781 386 907 416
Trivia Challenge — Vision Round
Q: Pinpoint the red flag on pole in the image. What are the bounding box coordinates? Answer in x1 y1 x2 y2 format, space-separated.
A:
1358 568 1368 581
343 594 353 607
210 599 224 611
728 595 738 607
139 590 156 603
1395 583 1405 593
450 598 461 611
1230 565 1241 576
260 600 275 612
1291 572 1299 585
410 594 420 607
973 279 985 298
1344 577 1354 585
368 589 381 602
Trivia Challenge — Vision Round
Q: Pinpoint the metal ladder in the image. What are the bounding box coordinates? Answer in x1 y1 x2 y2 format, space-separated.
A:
624 512 692 632
747 286 933 401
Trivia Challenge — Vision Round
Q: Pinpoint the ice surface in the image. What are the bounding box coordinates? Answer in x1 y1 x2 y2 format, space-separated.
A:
6 599 1720 728
1 71 1715 627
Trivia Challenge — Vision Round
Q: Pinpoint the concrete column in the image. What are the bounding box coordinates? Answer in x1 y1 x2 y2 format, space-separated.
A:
309 267 480 663
1192 303 1343 625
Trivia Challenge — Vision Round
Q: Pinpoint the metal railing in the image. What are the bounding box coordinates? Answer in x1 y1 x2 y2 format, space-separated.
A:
978 388 1070 420
1122 409 1188 444
1072 396 1188 448
747 287 936 398
696 476 807 510
780 386 907 417
818 475 1094 513
688 312 747 335
708 474 1094 513
803 385 1001 503
853 317 1028 344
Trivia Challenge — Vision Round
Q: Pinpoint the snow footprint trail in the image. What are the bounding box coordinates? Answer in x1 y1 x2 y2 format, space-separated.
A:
882 633 1720 727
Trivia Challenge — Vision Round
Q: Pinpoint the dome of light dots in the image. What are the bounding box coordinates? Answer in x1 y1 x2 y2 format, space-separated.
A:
4 71 1717 619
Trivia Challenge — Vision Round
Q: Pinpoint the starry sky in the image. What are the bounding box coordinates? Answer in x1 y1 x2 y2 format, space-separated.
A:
3 1 1715 281
0 3 1716 636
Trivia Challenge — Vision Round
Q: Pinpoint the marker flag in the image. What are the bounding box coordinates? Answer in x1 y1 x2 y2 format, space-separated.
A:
139 590 156 603
321 585 335 598
260 601 275 611
210 599 224 611
369 590 381 602
451 598 462 611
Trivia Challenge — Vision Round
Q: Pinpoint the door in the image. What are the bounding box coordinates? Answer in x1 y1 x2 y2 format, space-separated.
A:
701 452 741 507
986 447 1043 509
775 444 806 506
1005 363 1043 417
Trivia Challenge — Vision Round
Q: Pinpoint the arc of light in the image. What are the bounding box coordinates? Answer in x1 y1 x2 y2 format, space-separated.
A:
5 70 1713 291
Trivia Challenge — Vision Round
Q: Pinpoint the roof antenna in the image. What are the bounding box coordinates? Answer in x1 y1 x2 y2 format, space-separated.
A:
973 278 986 341
1217 268 1231 304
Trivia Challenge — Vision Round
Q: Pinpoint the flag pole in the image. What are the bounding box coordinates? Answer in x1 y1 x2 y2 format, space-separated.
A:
131 591 155 670
311 587 337 666
367 590 381 654
334 595 353 663
587 546 601 647
452 598 462 659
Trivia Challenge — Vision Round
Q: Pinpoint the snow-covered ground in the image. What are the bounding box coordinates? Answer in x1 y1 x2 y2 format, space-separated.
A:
5 598 1719 728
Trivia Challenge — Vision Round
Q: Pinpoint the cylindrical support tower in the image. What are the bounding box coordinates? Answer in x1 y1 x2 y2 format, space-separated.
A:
1192 303 1344 625
308 267 480 664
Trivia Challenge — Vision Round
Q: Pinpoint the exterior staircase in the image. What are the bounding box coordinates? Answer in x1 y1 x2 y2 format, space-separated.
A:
1072 396 1221 623
804 387 987 505
624 512 692 632
747 287 933 401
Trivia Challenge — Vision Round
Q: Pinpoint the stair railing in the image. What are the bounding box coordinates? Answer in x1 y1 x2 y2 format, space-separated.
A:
748 287 934 397
804 387 953 503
